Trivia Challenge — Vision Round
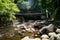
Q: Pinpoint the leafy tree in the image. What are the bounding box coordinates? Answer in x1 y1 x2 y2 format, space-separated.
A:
0 0 19 24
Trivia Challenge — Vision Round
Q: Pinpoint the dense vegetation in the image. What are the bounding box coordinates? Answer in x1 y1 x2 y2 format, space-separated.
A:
14 0 60 20
0 0 19 24
0 0 60 23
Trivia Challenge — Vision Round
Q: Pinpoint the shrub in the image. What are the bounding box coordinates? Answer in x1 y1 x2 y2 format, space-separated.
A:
0 0 19 22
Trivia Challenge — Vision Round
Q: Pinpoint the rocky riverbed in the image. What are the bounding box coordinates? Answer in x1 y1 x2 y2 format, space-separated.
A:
0 20 60 40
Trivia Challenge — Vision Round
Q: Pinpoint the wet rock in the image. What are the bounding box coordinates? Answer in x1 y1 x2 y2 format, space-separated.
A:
39 24 54 34
46 24 54 32
56 34 60 40
48 32 57 37
41 34 49 40
34 20 46 27
16 24 26 29
49 36 55 40
35 20 46 24
41 34 49 39
40 20 46 24
14 28 20 31
16 22 36 33
24 24 35 32
56 29 60 33
39 27 49 34
49 32 57 40
26 28 35 32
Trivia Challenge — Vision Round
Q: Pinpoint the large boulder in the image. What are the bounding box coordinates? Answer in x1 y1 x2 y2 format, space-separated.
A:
39 24 55 34
46 24 54 32
39 27 49 34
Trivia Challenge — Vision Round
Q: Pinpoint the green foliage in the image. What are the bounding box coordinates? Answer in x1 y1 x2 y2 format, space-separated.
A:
17 0 24 3
39 0 59 20
0 0 19 22
32 0 42 12
17 0 31 10
14 0 60 21
33 0 60 20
